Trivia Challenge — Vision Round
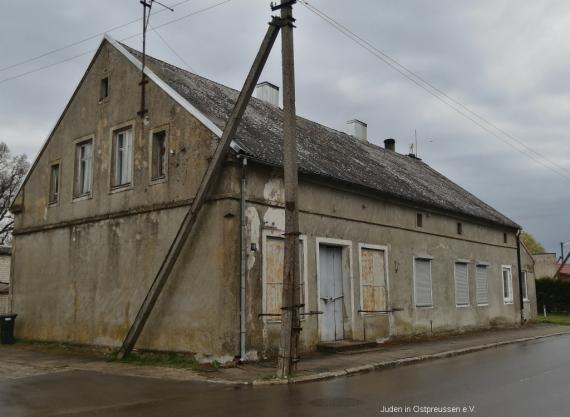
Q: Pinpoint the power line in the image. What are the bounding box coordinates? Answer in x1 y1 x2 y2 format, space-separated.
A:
0 0 233 86
299 0 570 181
150 25 196 72
0 0 193 74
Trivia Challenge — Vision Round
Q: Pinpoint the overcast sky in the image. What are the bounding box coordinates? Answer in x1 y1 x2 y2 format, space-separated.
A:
0 0 569 254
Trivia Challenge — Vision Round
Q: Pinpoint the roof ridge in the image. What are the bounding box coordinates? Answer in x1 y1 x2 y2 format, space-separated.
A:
120 42 409 156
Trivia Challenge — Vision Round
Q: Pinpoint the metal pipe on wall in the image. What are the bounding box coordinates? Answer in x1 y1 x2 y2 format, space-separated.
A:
239 156 248 361
516 230 524 323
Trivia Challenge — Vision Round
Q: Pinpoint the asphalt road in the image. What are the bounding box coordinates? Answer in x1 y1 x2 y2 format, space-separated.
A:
2 335 570 417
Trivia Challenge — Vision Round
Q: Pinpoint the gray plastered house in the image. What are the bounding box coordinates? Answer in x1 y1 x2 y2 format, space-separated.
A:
10 35 535 361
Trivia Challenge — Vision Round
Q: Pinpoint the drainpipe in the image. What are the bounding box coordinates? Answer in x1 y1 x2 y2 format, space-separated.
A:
239 156 248 361
516 229 524 324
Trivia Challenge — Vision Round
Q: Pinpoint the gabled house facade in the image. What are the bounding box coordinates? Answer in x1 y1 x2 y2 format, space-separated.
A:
10 35 535 362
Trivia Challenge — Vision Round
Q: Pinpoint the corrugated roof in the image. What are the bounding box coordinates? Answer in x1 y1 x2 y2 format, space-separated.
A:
122 43 519 229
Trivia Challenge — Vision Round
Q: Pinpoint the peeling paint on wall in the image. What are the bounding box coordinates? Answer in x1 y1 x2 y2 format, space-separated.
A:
263 207 285 231
263 177 284 203
245 206 259 271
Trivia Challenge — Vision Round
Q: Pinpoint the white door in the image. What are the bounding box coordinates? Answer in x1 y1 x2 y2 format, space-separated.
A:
319 245 344 341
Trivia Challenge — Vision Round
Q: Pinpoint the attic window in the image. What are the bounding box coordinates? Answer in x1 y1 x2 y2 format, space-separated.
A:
416 213 423 228
503 233 508 244
99 77 109 101
49 163 61 205
457 222 463 235
151 130 167 180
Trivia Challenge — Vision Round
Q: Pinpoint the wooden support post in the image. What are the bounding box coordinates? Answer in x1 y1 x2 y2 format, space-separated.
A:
117 19 281 359
276 0 301 379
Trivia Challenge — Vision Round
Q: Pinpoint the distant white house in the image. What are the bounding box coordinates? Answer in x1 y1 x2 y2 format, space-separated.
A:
0 246 11 314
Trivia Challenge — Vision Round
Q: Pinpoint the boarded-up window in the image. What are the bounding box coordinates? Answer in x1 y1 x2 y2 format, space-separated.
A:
502 266 513 304
414 258 432 307
476 264 489 305
455 262 469 306
265 236 305 319
360 248 387 313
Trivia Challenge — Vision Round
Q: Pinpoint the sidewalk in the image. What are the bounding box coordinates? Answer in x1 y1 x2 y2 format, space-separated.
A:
1 323 569 385
216 323 570 384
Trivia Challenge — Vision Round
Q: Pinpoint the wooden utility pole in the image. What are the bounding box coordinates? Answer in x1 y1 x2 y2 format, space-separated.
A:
276 0 301 379
117 19 281 359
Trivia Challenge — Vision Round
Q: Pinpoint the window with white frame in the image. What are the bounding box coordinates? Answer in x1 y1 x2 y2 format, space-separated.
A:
264 235 305 320
502 265 513 304
475 264 489 305
455 262 469 306
414 257 433 307
360 247 387 313
74 140 93 197
48 163 61 205
112 127 133 187
522 270 529 301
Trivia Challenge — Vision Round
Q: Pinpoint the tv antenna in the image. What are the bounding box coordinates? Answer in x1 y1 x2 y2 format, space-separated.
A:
138 0 174 117
409 129 418 157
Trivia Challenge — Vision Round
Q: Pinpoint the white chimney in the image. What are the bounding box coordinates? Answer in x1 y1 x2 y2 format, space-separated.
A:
254 82 279 107
347 119 367 141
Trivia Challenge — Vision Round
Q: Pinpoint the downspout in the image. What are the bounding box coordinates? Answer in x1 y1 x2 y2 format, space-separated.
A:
516 229 525 324
239 156 248 361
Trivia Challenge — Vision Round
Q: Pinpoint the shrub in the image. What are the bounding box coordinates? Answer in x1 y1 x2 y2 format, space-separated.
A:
536 278 570 313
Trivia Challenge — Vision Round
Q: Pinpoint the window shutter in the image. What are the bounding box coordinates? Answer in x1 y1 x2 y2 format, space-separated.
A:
476 265 489 305
455 262 469 306
414 258 432 307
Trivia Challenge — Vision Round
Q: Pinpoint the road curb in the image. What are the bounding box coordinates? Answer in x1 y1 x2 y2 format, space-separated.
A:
250 331 570 386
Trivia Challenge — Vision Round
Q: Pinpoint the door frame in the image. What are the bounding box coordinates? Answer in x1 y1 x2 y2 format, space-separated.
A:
315 237 354 342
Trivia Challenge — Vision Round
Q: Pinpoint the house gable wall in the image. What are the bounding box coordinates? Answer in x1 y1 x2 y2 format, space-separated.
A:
11 40 241 358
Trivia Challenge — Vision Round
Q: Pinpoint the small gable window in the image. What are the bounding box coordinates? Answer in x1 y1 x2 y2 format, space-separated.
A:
49 163 61 205
457 222 463 235
151 130 167 181
99 77 109 101
416 213 423 228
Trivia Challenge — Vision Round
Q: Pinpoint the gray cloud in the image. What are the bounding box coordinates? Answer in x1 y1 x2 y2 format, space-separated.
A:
0 0 568 252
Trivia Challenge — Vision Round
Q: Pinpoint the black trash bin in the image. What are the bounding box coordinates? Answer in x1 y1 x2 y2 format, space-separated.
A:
0 314 17 344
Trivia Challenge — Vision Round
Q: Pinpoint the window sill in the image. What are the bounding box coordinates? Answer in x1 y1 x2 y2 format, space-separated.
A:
72 194 92 203
476 303 489 307
47 201 60 208
149 176 168 185
456 304 470 308
360 312 390 317
523 299 530 303
109 184 133 194
503 300 514 305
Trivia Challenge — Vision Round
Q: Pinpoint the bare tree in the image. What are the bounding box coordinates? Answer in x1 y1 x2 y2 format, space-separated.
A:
0 143 29 245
